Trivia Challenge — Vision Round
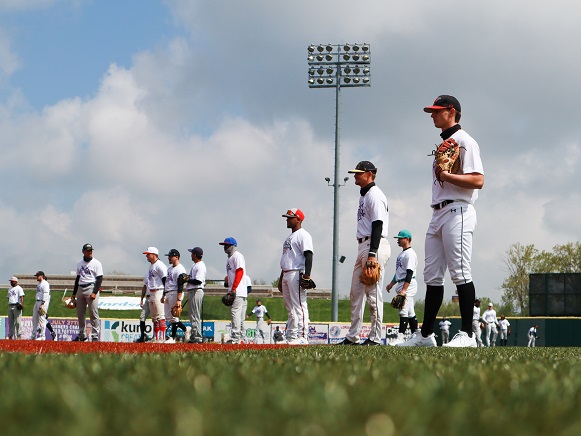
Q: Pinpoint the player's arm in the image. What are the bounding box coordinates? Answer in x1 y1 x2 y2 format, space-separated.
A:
439 172 484 189
400 269 414 295
140 284 146 305
91 275 103 299
386 274 396 292
73 275 80 298
277 270 283 292
231 268 244 292
367 220 383 260
303 250 313 277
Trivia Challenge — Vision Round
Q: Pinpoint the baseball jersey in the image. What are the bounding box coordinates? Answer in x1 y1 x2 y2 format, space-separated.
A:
226 251 247 296
432 129 484 205
143 274 150 297
499 319 510 331
36 280 50 302
280 228 314 271
8 285 25 304
147 259 168 291
76 257 104 286
186 261 206 290
528 327 537 337
473 306 481 320
439 320 452 331
251 305 268 318
482 309 498 324
393 247 418 297
165 263 187 292
356 185 389 239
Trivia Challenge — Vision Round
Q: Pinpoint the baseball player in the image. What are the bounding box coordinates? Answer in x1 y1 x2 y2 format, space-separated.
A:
528 325 538 347
7 276 25 339
482 302 499 347
472 299 484 347
439 316 452 345
246 299 272 344
272 326 285 343
220 237 248 344
31 271 51 340
162 249 188 343
340 161 391 346
498 315 511 346
278 208 314 345
143 247 168 342
71 243 103 342
385 230 417 346
398 95 484 348
135 274 152 342
185 246 206 343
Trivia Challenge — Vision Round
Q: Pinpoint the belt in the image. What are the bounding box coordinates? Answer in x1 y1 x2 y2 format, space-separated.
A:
358 236 370 244
431 200 454 210
80 283 95 287
9 303 19 306
396 276 415 283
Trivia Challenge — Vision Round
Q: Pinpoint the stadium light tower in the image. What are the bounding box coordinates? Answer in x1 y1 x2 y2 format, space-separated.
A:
307 43 371 322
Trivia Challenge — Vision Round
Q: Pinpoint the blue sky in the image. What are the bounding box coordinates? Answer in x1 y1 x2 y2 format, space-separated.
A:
0 0 579 305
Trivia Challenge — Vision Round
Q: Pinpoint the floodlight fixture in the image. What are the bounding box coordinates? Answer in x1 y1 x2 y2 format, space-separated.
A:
308 44 316 53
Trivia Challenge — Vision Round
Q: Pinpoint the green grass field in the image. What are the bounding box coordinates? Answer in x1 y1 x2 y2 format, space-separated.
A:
2 347 580 435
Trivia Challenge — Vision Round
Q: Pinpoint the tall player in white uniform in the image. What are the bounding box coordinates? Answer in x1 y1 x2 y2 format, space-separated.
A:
340 161 391 346
31 271 50 340
162 249 188 343
481 302 499 347
143 247 168 342
71 243 103 342
278 208 314 345
185 247 206 343
7 276 25 340
386 230 418 345
398 95 484 348
135 274 152 342
219 237 248 344
472 299 484 347
246 299 272 344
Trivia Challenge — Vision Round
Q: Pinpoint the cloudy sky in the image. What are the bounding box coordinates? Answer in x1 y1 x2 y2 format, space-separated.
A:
0 0 579 304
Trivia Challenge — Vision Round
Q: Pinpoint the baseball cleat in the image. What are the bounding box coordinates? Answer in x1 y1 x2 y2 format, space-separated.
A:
360 338 381 346
134 337 145 343
164 338 176 344
51 331 57 341
394 332 436 347
72 336 87 342
337 338 359 345
443 331 477 348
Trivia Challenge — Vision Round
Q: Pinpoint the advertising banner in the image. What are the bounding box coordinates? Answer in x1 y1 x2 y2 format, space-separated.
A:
98 297 142 311
328 323 389 345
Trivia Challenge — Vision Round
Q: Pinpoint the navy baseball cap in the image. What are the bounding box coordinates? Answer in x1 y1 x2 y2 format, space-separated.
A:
35 271 45 277
394 229 412 239
219 237 237 246
348 161 377 174
165 249 180 257
82 243 93 251
423 95 461 113
188 247 204 257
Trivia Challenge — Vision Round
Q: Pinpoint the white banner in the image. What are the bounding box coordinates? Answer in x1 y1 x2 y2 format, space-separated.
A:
98 297 142 311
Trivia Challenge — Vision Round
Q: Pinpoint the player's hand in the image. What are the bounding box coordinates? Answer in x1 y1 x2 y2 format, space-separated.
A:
140 299 144 308
90 293 97 300
161 295 165 303
386 282 393 292
245 315 249 319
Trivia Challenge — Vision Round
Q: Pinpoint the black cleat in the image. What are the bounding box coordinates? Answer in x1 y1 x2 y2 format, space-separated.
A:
360 338 381 346
337 338 359 345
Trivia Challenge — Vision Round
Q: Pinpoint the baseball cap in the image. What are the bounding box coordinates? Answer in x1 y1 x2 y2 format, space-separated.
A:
35 271 45 277
165 248 180 257
219 237 237 246
423 95 461 113
488 303 493 307
348 161 377 174
394 229 412 239
9 276 18 282
282 208 305 221
143 247 159 255
188 247 204 257
82 243 94 251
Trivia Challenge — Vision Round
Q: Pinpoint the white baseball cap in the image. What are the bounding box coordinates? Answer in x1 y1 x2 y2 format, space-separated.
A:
488 303 493 307
9 276 18 282
143 247 159 255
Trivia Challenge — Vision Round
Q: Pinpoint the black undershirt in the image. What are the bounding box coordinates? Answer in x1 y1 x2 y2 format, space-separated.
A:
440 124 461 140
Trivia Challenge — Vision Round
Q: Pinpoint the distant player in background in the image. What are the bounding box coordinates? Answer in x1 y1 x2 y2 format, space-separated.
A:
341 161 391 346
439 316 452 345
31 271 51 340
273 326 284 344
498 315 511 346
386 230 417 346
220 237 248 344
482 302 499 347
143 247 168 342
135 274 151 342
278 208 314 345
247 299 271 344
162 249 188 343
472 299 483 347
185 246 206 344
71 243 103 342
7 276 25 340
528 325 538 347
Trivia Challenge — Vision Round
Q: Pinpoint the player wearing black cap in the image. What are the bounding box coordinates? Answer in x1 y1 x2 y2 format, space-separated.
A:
162 249 188 343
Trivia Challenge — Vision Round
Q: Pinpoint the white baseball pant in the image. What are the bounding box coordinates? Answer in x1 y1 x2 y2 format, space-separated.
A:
485 323 498 347
281 270 309 341
76 285 100 340
253 318 270 344
230 296 247 343
472 320 483 347
188 288 204 342
164 291 180 323
148 289 164 322
31 300 49 340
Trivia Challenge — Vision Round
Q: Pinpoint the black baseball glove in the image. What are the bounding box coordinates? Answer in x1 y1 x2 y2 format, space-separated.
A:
391 294 406 310
222 292 235 307
16 303 23 311
299 274 316 289
177 273 190 286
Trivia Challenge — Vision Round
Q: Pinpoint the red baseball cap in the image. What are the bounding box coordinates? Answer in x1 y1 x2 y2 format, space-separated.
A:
282 208 305 221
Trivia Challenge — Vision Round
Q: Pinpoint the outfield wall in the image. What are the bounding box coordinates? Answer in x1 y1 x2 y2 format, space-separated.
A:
3 316 581 346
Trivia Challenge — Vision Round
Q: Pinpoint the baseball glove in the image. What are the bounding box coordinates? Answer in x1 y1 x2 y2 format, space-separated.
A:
359 260 381 286
171 304 182 317
434 138 460 186
266 319 272 325
65 298 77 309
16 303 23 311
391 294 406 310
38 305 46 317
177 273 190 287
222 292 235 307
299 274 316 289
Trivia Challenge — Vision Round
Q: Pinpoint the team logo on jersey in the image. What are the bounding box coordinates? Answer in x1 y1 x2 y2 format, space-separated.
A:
282 236 293 255
79 265 92 276
357 201 366 221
